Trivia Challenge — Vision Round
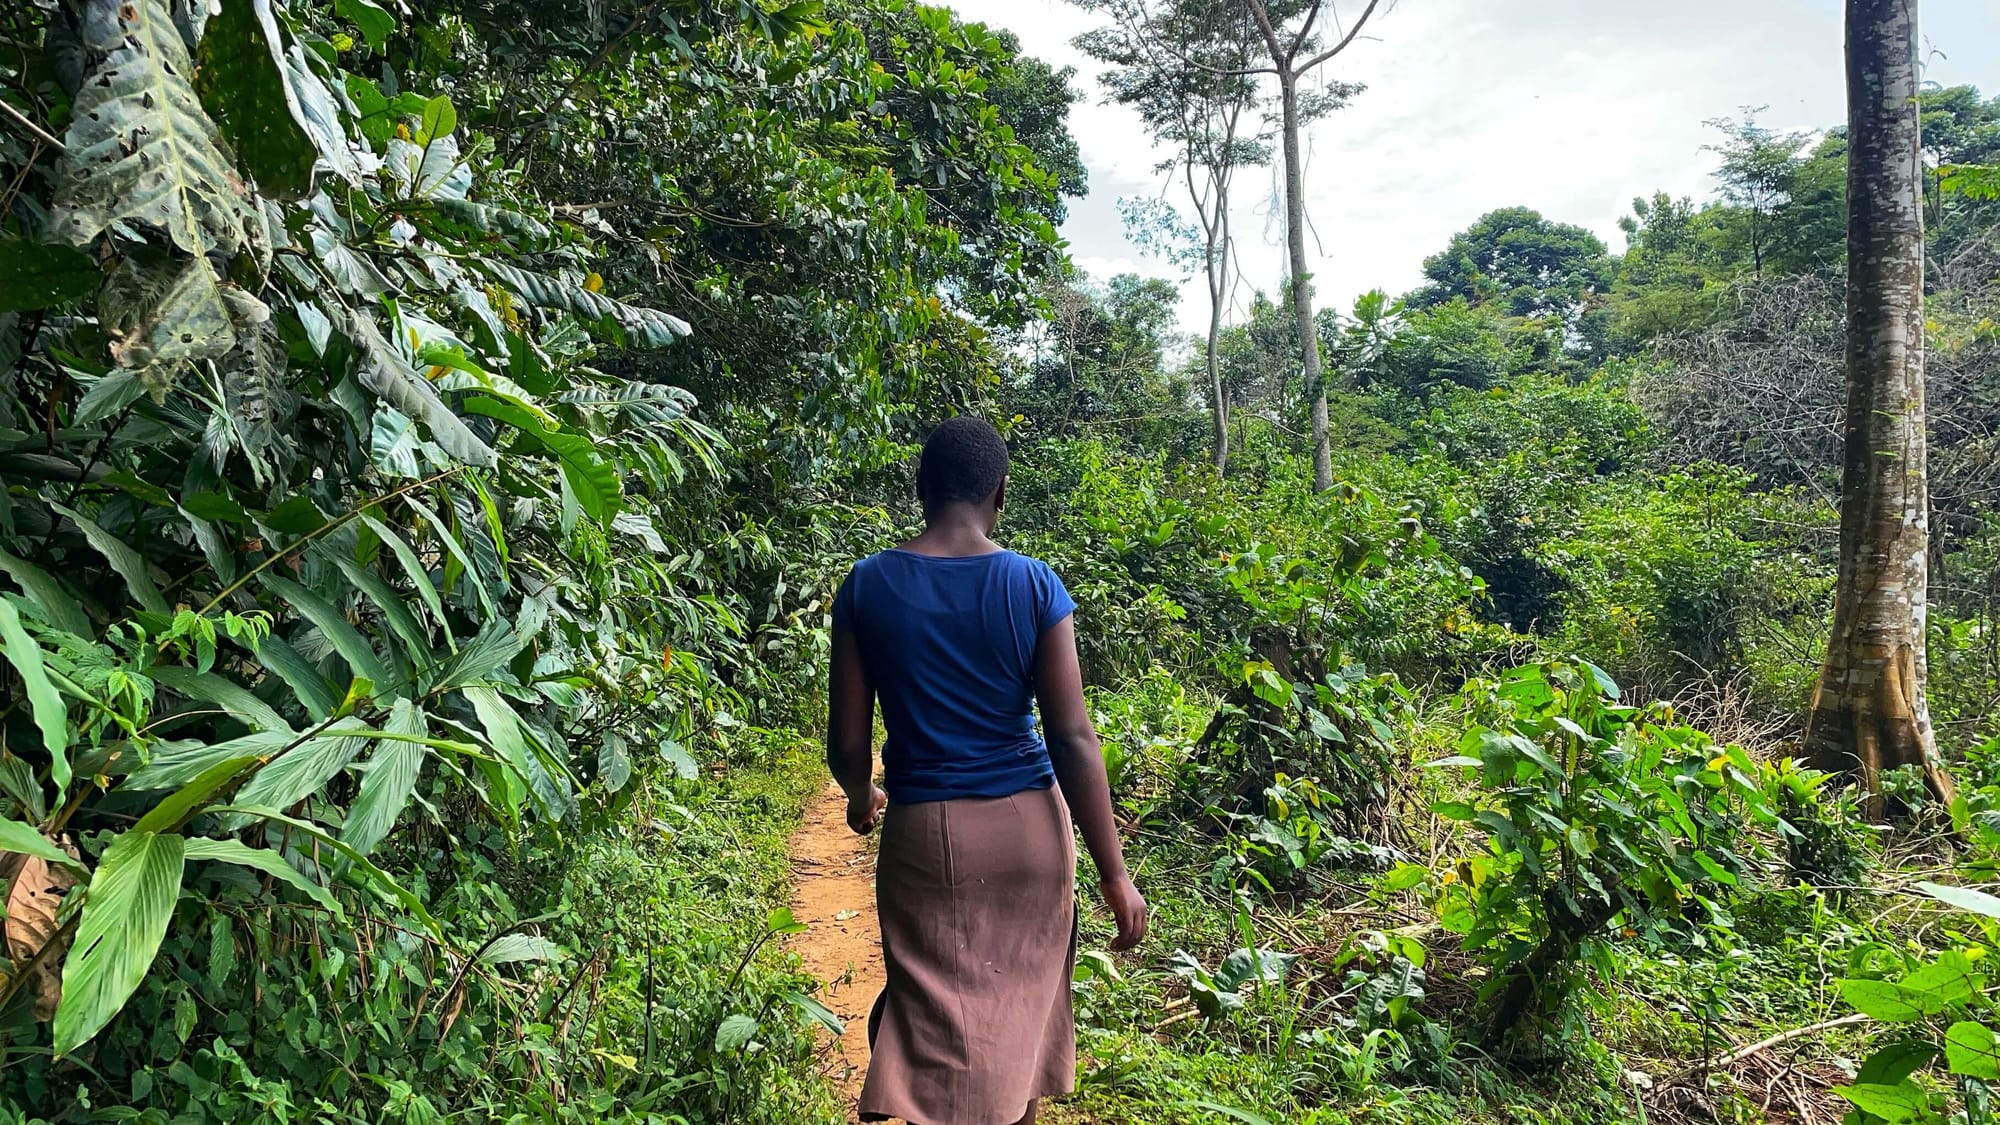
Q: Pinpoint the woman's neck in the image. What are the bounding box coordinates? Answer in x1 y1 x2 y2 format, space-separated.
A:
900 509 999 557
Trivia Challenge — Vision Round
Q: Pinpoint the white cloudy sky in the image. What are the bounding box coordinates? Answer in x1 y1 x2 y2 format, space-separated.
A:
944 0 2000 332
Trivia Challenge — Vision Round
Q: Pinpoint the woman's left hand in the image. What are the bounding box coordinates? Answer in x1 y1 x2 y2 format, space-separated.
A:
848 785 887 834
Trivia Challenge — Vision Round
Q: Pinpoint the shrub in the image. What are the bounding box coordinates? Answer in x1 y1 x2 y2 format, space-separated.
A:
1428 661 1774 1048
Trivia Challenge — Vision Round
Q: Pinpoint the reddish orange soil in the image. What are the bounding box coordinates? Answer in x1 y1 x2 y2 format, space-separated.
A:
788 784 884 1121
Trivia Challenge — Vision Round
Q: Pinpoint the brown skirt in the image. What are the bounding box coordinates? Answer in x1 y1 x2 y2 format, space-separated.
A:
858 785 1077 1125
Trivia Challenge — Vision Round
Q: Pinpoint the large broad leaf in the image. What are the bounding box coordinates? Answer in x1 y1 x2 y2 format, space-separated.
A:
54 0 263 258
125 731 290 791
250 633 339 719
52 830 186 1055
323 550 430 662
358 514 449 636
183 837 340 916
98 253 259 372
344 311 496 468
383 135 471 201
1946 1021 2000 1080
479 933 563 965
0 599 70 789
464 686 565 819
134 754 263 832
0 237 98 312
1832 1081 1930 1123
149 666 292 734
463 396 622 522
258 574 394 690
483 262 690 349
50 503 169 614
1840 952 1982 1023
332 0 394 47
1918 880 2000 921
0 820 85 872
0 548 94 637
713 1013 759 1052
340 699 426 858
229 727 364 818
194 0 316 198
249 0 363 188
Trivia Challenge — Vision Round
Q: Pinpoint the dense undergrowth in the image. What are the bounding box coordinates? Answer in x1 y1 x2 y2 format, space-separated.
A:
3 0 2000 1121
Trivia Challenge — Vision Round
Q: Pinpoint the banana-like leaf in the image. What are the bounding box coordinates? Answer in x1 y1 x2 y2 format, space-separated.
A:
125 731 290 791
147 666 293 734
228 726 363 819
344 311 496 468
464 396 622 523
483 262 691 349
0 548 94 637
403 497 495 616
53 830 186 1056
341 698 426 858
250 0 364 188
463 686 572 820
0 600 69 789
50 503 169 614
55 0 263 259
0 819 85 872
325 551 432 663
425 619 524 691
259 574 395 691
194 0 317 198
358 513 450 641
183 837 341 917
250 633 339 720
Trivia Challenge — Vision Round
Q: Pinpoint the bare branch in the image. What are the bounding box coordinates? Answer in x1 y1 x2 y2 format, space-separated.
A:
1298 0 1388 73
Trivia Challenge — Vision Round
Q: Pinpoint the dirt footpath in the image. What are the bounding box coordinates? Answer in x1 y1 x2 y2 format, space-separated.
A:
788 784 883 1120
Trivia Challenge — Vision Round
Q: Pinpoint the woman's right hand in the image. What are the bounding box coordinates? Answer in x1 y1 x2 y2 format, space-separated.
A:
848 785 887 835
1100 874 1147 950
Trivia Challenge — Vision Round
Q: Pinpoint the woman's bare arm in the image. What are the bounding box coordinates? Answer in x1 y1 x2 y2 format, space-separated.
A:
827 627 885 833
1035 616 1146 949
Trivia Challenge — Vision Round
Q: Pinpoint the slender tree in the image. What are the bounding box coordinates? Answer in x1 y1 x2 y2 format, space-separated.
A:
1804 0 1957 813
1702 108 1811 279
1078 0 1271 471
1238 0 1383 491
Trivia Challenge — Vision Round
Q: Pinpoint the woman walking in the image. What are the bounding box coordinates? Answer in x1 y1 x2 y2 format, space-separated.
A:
826 417 1146 1125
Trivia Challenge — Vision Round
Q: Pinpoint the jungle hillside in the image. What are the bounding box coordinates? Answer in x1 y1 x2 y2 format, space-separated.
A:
3 0 2000 1122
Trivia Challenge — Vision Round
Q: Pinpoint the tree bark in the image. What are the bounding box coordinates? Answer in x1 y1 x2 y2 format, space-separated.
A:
1275 73 1331 491
1207 272 1230 471
1804 0 1956 815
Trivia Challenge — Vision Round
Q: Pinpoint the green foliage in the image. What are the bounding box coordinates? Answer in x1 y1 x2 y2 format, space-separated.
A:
1829 883 2000 1124
1430 661 1773 1045
0 0 1067 1114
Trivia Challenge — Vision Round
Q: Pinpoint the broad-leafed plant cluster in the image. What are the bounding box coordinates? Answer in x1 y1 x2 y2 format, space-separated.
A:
0 0 1074 1116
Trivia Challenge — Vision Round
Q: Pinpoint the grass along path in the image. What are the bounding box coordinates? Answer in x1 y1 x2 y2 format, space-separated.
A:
789 783 885 1119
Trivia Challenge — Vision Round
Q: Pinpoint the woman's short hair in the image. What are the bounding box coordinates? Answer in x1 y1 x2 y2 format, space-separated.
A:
917 417 1009 508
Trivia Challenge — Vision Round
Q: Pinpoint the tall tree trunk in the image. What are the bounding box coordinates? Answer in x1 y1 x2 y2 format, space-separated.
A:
1207 276 1229 472
1804 0 1955 815
1275 72 1331 491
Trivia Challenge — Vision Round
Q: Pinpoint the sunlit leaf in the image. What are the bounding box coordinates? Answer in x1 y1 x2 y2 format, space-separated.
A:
53 831 186 1056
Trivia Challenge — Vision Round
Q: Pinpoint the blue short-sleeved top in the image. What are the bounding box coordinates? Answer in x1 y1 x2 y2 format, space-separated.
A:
832 548 1076 804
